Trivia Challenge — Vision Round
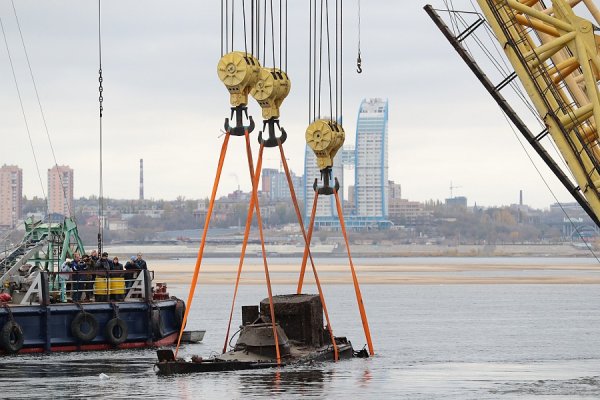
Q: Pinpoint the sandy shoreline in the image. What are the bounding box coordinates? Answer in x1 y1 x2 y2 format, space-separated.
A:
150 262 600 285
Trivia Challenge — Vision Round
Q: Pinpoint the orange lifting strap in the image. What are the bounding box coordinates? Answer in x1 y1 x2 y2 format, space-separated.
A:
222 137 338 361
297 189 319 294
334 191 374 356
278 142 338 360
175 132 230 357
251 143 282 364
298 191 339 360
222 132 260 354
222 133 282 364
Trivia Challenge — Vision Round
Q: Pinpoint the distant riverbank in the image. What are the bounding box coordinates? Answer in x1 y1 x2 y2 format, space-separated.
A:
103 242 597 259
148 256 600 285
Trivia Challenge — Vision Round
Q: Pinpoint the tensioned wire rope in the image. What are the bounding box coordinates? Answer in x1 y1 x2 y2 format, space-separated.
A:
10 0 73 220
97 0 105 255
303 0 374 355
460 2 599 251
0 13 47 217
178 0 288 360
441 4 600 261
308 0 340 123
448 6 578 190
440 5 579 200
212 0 339 360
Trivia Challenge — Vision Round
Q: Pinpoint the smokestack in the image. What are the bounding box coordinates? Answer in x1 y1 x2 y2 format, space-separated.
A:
139 159 144 201
519 189 523 206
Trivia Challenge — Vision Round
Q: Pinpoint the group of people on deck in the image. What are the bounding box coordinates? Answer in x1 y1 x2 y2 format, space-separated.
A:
59 251 147 302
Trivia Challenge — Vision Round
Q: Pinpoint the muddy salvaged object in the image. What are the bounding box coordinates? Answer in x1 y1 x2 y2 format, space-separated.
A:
155 294 367 374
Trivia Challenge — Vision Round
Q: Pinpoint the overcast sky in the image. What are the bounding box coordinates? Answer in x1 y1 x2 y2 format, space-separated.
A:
0 0 578 208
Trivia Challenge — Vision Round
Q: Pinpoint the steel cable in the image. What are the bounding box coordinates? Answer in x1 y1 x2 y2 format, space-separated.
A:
10 0 72 219
0 14 48 217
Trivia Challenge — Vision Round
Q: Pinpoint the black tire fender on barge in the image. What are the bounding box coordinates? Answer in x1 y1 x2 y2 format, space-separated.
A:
174 299 186 329
71 311 99 342
151 308 164 339
0 320 24 354
105 318 128 345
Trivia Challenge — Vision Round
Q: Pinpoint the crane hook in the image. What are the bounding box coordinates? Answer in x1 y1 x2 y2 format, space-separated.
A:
357 51 362 74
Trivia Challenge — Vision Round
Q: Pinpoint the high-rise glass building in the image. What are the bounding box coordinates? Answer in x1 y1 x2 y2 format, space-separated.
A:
354 98 389 225
302 98 390 229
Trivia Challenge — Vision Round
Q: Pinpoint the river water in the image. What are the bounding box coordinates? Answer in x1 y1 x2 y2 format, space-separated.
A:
1 269 599 398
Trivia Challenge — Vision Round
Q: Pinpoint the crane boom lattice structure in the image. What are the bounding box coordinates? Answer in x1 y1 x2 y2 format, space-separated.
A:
426 0 600 228
478 0 600 224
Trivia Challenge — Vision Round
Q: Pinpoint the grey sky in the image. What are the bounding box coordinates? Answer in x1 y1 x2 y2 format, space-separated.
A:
0 1 574 208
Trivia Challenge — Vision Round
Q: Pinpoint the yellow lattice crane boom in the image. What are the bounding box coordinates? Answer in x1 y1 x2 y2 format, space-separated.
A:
474 0 600 221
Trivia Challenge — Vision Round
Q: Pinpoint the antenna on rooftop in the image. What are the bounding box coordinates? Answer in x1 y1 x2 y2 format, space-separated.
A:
449 181 462 198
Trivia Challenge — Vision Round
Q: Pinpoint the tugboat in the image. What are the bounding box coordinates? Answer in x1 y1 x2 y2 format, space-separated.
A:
0 217 185 354
155 294 366 374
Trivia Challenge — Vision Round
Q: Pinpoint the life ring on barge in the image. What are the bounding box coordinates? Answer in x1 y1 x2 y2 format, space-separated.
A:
105 318 128 345
71 311 99 342
0 320 24 354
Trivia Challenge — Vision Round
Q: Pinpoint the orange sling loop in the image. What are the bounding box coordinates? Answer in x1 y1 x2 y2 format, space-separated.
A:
175 132 231 357
334 191 375 356
297 187 319 294
252 143 282 364
222 131 261 354
278 142 338 360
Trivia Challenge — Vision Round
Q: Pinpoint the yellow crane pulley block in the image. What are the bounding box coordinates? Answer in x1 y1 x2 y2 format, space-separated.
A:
217 51 261 107
305 119 345 170
250 67 291 120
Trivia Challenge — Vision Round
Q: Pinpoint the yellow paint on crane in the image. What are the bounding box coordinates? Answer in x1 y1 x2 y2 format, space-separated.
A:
217 51 261 107
476 0 600 223
305 119 345 169
250 67 291 120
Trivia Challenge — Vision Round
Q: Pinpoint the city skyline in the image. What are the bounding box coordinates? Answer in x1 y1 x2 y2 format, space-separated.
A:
0 1 577 209
1 160 568 212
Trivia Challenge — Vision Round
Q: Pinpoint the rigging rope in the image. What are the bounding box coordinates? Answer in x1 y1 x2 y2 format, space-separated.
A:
293 189 339 360
325 0 333 120
500 112 600 263
0 14 47 216
222 131 260 354
270 0 276 69
334 190 374 355
285 0 288 71
176 133 231 357
242 0 248 56
251 143 282 364
356 0 362 74
308 0 312 123
448 5 597 254
10 0 72 219
98 0 104 255
277 144 339 362
308 0 341 122
221 0 224 56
